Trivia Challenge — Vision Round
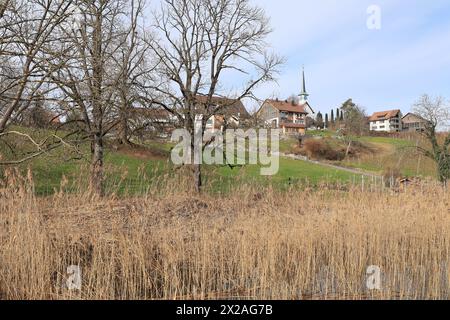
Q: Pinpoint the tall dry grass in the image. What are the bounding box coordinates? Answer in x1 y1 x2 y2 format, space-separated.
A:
0 170 448 300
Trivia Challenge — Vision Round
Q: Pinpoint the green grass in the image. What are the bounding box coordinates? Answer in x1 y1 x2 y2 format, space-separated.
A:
277 130 437 178
3 126 425 196
337 160 382 173
279 138 298 153
274 158 358 183
26 149 168 195
357 136 414 148
216 157 358 184
10 145 361 196
338 136 436 177
307 129 414 148
143 140 175 153
0 126 177 195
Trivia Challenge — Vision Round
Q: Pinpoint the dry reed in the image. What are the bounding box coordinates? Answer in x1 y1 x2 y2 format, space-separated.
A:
0 170 448 300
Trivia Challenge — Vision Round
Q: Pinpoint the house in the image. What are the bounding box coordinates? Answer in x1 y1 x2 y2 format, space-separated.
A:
129 96 249 137
256 68 315 135
129 108 179 138
195 95 250 132
257 99 314 135
368 109 403 132
402 113 429 132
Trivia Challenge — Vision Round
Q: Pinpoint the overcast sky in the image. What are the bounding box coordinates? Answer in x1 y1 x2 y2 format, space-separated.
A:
148 0 450 115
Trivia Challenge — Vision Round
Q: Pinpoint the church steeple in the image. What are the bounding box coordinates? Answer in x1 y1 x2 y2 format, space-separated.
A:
299 66 309 103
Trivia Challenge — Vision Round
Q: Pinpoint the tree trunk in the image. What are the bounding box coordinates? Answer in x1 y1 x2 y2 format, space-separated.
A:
345 140 352 158
185 113 203 193
118 114 130 145
90 7 104 197
0 1 10 18
118 82 131 145
90 133 104 196
194 164 202 193
0 78 28 133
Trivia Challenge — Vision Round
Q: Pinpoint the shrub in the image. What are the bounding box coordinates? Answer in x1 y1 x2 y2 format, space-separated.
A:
303 139 345 161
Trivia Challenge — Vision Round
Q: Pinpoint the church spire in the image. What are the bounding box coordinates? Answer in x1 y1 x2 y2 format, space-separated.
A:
299 66 309 103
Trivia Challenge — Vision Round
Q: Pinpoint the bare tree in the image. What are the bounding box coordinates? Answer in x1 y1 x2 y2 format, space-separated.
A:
47 0 147 195
147 0 283 192
340 99 368 136
111 0 156 145
412 94 450 184
0 0 10 18
0 0 86 167
1 0 153 195
0 0 74 133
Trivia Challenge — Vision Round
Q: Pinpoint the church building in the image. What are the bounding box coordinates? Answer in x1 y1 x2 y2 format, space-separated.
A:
256 68 315 135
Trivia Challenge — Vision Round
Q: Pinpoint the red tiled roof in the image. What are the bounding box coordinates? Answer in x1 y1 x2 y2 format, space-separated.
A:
280 122 306 129
265 99 309 114
368 110 401 122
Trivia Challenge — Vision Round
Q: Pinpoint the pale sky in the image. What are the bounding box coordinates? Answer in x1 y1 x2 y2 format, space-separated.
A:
250 0 450 115
148 0 450 115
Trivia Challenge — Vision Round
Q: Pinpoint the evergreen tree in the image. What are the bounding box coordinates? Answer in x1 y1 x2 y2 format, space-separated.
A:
316 112 324 128
325 113 329 128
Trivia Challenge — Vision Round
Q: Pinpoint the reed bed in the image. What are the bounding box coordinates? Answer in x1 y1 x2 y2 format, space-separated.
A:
0 170 448 300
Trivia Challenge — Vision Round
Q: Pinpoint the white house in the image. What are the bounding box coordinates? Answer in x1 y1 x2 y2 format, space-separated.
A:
368 109 403 132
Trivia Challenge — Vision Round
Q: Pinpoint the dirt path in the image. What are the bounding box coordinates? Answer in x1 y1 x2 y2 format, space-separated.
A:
279 152 382 178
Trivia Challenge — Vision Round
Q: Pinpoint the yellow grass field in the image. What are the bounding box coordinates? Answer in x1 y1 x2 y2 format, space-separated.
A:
0 171 449 300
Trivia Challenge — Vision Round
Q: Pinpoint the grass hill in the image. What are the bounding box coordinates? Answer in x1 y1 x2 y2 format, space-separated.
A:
281 130 437 178
0 126 439 196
